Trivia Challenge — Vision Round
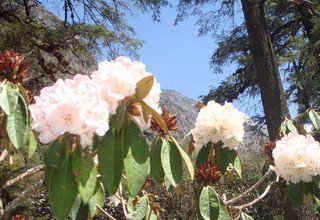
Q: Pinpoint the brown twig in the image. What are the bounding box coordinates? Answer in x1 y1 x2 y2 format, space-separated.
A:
1 164 44 191
2 179 44 220
226 169 273 205
231 184 273 210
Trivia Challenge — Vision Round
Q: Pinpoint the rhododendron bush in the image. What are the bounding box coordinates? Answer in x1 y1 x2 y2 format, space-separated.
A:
1 50 320 220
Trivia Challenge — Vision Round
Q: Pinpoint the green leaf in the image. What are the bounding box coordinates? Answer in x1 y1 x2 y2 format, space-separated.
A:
196 143 212 168
71 195 89 220
148 208 158 220
287 182 305 206
160 139 182 187
0 81 18 115
6 95 29 149
150 137 165 184
314 195 320 207
135 75 154 100
287 120 297 133
133 197 149 220
123 120 150 196
218 201 231 220
98 130 123 195
170 136 194 181
46 137 67 168
279 120 287 136
28 130 37 158
199 186 220 220
229 149 242 178
73 147 97 204
140 100 168 133
216 143 242 178
241 212 254 220
309 109 320 130
48 154 78 220
110 104 126 132
88 182 105 217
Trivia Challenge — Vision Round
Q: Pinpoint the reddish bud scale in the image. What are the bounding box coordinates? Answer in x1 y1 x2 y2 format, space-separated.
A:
150 108 177 136
194 162 221 186
0 50 28 84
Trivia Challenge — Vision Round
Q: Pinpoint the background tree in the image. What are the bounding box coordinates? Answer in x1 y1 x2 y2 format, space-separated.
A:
0 0 169 92
175 0 320 219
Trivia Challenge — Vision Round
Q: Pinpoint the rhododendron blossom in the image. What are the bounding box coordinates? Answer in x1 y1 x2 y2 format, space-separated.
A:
271 132 320 184
91 56 161 130
192 101 245 150
29 74 109 147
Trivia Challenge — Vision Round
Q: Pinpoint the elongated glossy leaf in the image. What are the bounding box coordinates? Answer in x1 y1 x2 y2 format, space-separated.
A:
89 183 105 217
150 137 165 184
0 81 18 115
73 147 97 204
110 104 126 132
141 104 150 123
161 139 182 187
218 201 231 220
49 154 78 220
216 143 242 177
136 75 154 100
71 195 89 220
98 130 123 194
199 186 220 220
314 196 320 207
28 130 37 158
196 143 212 168
309 110 320 130
287 120 297 133
140 100 168 133
229 149 242 178
171 136 194 180
123 120 150 196
6 96 28 149
16 83 30 106
133 197 149 220
46 137 67 168
288 182 305 206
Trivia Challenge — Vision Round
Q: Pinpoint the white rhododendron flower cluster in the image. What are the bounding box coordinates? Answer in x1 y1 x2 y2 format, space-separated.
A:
29 74 109 147
29 57 161 146
91 56 161 130
271 132 320 184
192 101 245 150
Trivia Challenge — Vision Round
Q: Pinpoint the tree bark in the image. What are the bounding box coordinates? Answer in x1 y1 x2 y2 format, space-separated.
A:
240 0 289 141
240 0 315 219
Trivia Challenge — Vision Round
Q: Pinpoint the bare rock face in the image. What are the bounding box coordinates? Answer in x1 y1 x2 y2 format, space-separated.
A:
160 89 198 140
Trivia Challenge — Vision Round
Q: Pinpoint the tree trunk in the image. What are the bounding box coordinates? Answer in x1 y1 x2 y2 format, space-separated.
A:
240 0 315 219
240 0 289 141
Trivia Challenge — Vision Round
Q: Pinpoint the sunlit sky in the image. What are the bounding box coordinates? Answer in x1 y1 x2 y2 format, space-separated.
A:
126 7 226 101
46 1 297 117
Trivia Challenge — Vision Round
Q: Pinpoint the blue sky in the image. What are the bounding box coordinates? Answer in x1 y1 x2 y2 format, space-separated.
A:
127 7 226 101
46 1 296 117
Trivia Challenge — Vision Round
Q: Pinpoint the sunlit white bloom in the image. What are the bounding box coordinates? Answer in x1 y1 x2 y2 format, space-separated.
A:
192 101 245 150
91 56 161 130
29 74 109 147
271 132 320 184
